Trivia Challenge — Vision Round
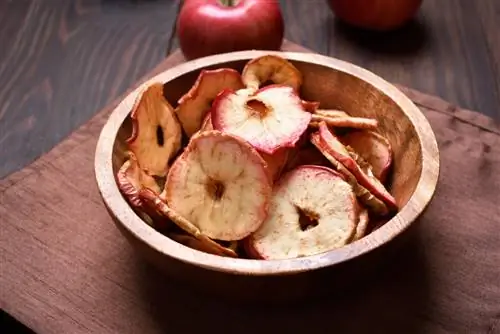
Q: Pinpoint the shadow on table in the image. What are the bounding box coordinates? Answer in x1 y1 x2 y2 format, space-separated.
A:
329 17 430 58
132 226 431 334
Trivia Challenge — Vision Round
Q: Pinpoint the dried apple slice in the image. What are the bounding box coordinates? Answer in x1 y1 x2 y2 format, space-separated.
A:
341 130 393 183
199 112 214 132
242 55 303 92
352 207 370 241
248 165 358 260
139 189 237 258
310 114 378 130
175 68 244 137
164 130 272 241
310 132 390 217
168 232 238 258
116 152 171 228
116 152 161 208
126 82 182 177
312 122 397 212
212 85 311 154
314 109 350 118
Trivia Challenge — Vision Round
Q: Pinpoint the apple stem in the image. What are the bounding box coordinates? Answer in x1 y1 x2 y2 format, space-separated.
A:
219 0 237 6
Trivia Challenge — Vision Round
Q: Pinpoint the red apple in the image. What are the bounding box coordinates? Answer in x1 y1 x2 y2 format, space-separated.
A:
327 0 423 31
177 0 284 60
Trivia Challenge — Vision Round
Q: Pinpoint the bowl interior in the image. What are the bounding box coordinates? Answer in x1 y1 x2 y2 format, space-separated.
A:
98 51 438 275
112 59 422 209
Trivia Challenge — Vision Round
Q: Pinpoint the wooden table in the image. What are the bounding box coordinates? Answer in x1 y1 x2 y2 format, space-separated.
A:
0 0 499 332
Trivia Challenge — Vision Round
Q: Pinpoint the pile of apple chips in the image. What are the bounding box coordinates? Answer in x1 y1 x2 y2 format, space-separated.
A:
117 55 398 260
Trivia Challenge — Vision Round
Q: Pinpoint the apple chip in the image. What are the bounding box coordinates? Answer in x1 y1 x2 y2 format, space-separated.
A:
248 165 357 260
116 151 161 208
164 130 272 241
168 232 238 258
314 109 350 118
310 114 378 130
310 132 390 217
199 112 214 132
242 55 303 92
341 130 393 183
176 68 244 137
212 85 311 154
311 122 397 212
352 207 370 241
116 152 172 229
126 82 182 177
139 189 237 258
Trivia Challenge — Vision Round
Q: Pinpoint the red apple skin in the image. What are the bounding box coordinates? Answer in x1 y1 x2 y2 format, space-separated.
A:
327 0 423 31
177 0 284 60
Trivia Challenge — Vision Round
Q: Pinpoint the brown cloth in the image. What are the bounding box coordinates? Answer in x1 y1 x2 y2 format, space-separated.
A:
1 44 500 334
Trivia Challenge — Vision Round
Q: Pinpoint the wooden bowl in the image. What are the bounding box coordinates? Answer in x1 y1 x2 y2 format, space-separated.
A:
94 51 439 302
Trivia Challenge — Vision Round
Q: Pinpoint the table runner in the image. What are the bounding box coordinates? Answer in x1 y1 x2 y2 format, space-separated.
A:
1 41 499 334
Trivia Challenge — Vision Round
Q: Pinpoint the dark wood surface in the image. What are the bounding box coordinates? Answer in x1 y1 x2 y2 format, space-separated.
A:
0 0 499 332
0 0 499 180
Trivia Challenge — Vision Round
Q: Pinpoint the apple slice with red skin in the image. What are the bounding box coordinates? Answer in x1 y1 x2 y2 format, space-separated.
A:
212 84 311 155
116 152 171 229
116 152 161 208
165 130 272 241
248 165 358 260
316 122 397 209
242 54 302 92
200 111 287 182
138 189 237 258
310 132 391 217
341 130 393 184
126 82 182 177
199 112 214 132
176 68 244 137
311 122 397 212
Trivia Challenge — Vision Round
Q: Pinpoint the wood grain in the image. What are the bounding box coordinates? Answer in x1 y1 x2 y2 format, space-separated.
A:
0 0 181 179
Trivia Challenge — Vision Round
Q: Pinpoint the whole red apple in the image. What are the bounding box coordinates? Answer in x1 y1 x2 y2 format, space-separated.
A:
327 0 423 31
176 0 284 60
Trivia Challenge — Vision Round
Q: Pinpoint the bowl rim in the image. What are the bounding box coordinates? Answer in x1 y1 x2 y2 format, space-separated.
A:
94 50 440 276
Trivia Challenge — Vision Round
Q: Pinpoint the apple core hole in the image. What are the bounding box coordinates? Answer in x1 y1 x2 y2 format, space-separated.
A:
296 206 319 231
206 178 225 201
246 99 269 118
218 0 240 7
156 125 164 147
